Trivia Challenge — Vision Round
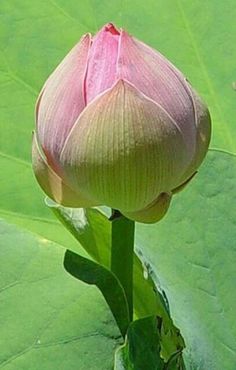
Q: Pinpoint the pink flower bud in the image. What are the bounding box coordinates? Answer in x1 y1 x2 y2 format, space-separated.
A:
32 23 211 223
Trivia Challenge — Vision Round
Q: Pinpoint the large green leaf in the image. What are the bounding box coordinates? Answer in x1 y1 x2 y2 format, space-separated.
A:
135 150 236 370
0 220 121 369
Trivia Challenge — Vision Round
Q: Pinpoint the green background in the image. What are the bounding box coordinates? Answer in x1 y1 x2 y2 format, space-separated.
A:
0 1 235 369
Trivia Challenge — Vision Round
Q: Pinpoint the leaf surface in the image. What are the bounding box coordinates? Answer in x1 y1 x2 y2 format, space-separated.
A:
0 220 121 370
136 150 236 370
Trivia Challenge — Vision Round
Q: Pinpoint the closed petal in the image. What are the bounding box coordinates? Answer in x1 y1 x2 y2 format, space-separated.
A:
178 90 211 184
122 192 172 223
61 80 189 213
32 133 95 207
37 34 91 162
85 23 120 104
118 32 197 159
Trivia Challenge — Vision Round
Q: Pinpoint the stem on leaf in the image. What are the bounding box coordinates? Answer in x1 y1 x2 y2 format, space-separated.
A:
110 209 135 322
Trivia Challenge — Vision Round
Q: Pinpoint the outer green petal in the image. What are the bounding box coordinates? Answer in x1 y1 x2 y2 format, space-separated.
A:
122 192 172 223
32 133 96 208
61 80 189 213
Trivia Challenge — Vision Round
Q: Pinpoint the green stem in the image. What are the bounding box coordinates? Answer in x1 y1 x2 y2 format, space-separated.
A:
110 210 135 322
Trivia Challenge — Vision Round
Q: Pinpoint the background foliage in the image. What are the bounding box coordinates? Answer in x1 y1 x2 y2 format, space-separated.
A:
0 1 235 369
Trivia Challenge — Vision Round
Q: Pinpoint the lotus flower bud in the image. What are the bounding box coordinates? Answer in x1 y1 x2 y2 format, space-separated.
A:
32 23 211 223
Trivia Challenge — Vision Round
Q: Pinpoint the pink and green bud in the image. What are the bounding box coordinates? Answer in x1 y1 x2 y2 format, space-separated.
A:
32 23 211 223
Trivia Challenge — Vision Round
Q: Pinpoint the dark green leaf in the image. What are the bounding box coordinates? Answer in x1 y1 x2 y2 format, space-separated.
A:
115 316 185 370
115 317 164 370
63 249 130 338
